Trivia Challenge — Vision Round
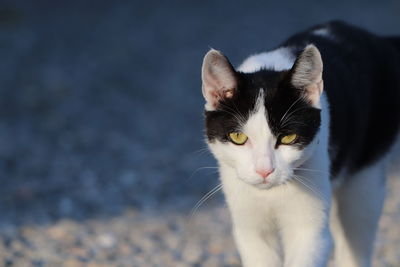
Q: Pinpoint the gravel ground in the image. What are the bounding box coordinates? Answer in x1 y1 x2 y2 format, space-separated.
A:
0 1 399 266
0 175 399 267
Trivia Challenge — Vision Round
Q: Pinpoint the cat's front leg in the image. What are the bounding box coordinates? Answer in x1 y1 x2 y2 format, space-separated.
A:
279 177 332 267
233 224 281 267
222 173 283 267
282 222 332 267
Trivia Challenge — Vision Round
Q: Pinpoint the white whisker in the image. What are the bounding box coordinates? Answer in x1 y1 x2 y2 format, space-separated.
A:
219 102 247 124
280 106 308 127
292 175 328 203
280 120 308 128
230 99 248 125
294 168 333 180
186 166 219 181
190 147 210 157
189 183 223 219
279 97 302 125
294 167 330 175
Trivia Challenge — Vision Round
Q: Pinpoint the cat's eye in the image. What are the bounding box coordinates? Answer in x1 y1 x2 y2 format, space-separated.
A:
280 133 298 145
229 132 248 145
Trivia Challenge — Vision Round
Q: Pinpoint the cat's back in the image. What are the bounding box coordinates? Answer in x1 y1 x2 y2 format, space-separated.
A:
290 21 400 175
309 22 400 175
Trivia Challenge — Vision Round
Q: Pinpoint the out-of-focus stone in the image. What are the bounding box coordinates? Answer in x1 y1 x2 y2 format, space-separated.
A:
207 241 224 255
181 243 202 264
63 258 85 267
47 225 74 245
96 233 116 248
202 257 221 267
87 263 110 267
10 239 26 253
68 247 88 258
117 243 131 255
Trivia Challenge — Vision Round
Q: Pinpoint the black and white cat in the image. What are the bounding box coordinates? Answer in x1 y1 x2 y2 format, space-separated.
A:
201 21 400 267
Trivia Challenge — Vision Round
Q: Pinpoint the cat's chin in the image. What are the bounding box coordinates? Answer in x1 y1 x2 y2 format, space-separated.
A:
235 171 291 190
253 182 275 190
239 177 282 190
255 179 289 190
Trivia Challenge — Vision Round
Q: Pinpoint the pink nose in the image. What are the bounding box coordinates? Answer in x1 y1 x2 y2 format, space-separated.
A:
256 168 274 178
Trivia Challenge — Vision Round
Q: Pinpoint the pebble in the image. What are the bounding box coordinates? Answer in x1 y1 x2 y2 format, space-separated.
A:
96 233 116 248
63 259 85 267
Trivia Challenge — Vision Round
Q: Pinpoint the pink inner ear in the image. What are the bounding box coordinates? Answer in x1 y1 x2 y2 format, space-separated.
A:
224 89 234 98
201 49 237 110
305 79 323 107
203 80 236 110
207 88 235 109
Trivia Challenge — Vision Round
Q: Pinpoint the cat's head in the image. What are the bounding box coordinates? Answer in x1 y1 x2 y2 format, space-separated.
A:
202 45 323 189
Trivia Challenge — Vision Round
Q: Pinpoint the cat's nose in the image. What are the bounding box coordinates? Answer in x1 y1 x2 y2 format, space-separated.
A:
256 168 274 179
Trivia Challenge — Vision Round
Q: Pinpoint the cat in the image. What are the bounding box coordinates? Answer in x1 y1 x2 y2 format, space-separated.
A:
201 21 400 267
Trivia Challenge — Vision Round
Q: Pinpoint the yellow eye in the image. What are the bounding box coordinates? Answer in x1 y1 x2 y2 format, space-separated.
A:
280 133 298 145
229 132 248 145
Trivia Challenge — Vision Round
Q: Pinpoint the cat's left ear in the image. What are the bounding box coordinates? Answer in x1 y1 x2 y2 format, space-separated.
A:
201 49 237 110
290 44 323 107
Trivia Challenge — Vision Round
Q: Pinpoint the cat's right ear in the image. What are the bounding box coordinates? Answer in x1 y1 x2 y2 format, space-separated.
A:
290 45 323 107
201 49 237 110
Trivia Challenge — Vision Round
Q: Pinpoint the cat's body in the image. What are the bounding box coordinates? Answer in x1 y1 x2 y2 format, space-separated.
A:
201 21 400 267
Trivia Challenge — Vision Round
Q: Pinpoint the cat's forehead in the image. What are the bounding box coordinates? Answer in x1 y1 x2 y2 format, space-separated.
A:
243 91 276 148
239 69 288 90
225 70 299 117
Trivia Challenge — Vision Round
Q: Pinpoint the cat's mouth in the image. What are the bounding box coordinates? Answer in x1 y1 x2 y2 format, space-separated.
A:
240 171 292 189
240 176 279 189
254 182 274 189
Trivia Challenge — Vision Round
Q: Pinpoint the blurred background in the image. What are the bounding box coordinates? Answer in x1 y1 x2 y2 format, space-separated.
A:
0 0 399 266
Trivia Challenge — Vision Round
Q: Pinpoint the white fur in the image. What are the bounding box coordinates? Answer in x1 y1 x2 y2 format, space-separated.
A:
238 47 295 73
208 91 333 266
313 28 332 38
